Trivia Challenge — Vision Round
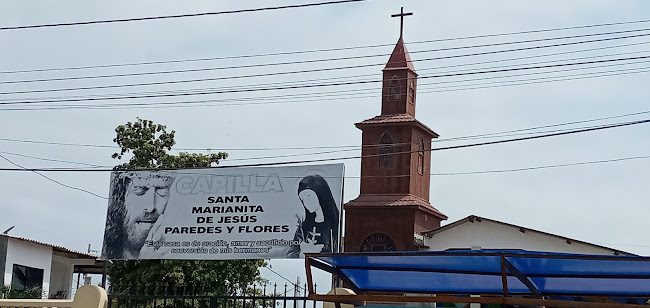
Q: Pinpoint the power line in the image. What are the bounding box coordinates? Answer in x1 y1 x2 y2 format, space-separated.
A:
2 30 649 87
1 152 649 180
430 155 650 176
6 65 647 112
434 109 650 143
0 0 365 31
0 119 645 169
8 49 648 106
5 46 648 104
423 64 650 94
262 266 303 290
3 44 648 106
2 108 649 151
225 119 650 162
2 18 650 75
2 65 645 111
11 53 646 110
0 138 116 148
0 153 107 199
1 117 647 172
416 40 650 77
0 151 105 167
2 54 648 106
4 39 646 98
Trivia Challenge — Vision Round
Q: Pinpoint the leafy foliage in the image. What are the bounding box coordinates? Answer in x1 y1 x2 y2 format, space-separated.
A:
108 118 265 295
109 259 266 296
0 285 42 299
111 118 227 170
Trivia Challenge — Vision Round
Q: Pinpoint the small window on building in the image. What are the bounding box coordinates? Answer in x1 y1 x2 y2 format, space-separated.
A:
417 139 425 175
408 80 416 105
379 133 394 169
360 233 397 252
12 264 44 291
388 75 401 102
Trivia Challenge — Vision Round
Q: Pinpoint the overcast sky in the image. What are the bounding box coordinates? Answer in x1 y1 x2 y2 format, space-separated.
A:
1 0 650 291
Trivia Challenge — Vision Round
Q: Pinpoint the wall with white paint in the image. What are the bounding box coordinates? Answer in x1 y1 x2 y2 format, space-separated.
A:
424 218 622 255
3 238 53 298
50 255 74 299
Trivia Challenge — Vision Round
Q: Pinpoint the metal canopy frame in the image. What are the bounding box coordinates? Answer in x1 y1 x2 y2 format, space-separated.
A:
305 250 650 308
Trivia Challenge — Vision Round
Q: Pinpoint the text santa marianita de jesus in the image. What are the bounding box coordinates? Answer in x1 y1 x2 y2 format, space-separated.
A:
144 174 299 255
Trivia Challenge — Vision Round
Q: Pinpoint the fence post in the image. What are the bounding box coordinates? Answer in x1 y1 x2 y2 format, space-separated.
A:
322 288 355 308
72 285 108 308
210 296 218 308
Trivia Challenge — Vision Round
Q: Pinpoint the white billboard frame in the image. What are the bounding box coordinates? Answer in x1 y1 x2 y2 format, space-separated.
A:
101 163 344 260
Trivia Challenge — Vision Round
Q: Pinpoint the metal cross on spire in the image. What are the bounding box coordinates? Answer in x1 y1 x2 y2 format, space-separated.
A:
391 7 413 38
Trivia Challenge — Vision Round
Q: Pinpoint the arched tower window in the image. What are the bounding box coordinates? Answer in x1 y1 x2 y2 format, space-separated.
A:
379 133 394 169
408 79 416 105
388 75 401 102
360 233 397 252
417 138 425 175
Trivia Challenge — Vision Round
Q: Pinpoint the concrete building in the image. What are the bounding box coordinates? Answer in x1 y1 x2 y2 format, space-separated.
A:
0 234 103 299
420 215 629 255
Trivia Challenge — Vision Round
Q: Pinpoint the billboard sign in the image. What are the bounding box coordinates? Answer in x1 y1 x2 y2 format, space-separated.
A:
101 163 344 260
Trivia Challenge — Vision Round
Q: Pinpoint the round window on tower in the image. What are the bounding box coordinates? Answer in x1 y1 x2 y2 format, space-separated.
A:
360 233 397 252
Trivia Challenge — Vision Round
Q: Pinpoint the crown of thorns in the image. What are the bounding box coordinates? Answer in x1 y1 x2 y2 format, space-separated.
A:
118 171 175 185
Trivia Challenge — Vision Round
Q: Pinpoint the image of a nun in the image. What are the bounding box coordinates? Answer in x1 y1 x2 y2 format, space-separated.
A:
286 175 340 258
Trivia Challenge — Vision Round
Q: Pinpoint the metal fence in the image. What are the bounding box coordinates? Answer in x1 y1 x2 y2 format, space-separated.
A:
108 283 320 308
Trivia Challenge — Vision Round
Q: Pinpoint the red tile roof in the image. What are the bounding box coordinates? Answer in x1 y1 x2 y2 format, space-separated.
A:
0 234 98 259
355 114 439 137
345 194 447 219
357 113 415 124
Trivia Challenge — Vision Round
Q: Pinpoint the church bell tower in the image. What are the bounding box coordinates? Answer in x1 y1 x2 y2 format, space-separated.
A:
344 8 447 252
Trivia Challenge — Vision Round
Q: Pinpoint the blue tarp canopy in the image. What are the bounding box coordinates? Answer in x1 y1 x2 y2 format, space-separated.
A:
306 250 650 297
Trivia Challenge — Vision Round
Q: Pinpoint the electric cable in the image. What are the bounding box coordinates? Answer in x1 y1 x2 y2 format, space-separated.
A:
2 108 649 151
5 52 649 110
1 63 643 111
422 64 650 93
262 266 304 291
2 31 649 86
2 18 650 75
8 63 646 111
0 0 366 31
5 46 647 103
0 117 647 172
429 155 650 176
2 54 649 106
0 153 107 199
2 153 649 180
0 151 106 167
0 119 644 169
4 40 647 97
7 49 648 104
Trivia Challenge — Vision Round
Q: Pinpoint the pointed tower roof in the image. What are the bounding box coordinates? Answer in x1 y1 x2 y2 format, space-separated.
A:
384 37 415 72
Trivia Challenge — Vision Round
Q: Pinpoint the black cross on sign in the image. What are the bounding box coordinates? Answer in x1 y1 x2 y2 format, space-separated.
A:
391 7 413 38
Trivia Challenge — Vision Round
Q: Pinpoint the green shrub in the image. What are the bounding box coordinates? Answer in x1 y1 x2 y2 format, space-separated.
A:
0 285 43 299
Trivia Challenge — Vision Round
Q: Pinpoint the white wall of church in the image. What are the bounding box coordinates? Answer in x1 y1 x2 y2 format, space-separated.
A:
4 238 53 298
424 219 622 255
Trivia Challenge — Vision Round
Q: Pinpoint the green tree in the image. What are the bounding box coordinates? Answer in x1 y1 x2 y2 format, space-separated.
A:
107 118 266 295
